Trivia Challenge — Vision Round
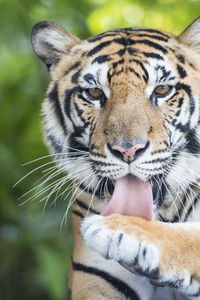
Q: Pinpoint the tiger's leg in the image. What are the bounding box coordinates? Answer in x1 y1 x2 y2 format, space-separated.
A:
70 212 155 300
81 214 200 299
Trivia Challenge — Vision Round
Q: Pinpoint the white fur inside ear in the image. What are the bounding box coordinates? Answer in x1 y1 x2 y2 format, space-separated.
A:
35 28 70 56
178 17 200 53
31 21 80 66
186 20 200 41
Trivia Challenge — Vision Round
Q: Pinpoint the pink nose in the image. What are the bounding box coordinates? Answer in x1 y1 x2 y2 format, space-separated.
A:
111 144 146 162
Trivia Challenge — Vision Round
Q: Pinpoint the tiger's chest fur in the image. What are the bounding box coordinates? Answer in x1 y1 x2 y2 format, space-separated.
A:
32 18 200 299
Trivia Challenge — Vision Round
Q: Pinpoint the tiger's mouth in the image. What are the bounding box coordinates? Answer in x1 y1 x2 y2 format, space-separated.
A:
101 174 164 220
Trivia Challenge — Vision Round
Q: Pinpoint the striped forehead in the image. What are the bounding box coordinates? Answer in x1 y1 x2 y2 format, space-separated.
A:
63 27 178 100
79 27 175 91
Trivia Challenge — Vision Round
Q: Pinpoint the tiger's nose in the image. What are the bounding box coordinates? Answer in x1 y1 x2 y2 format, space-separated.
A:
112 144 145 162
107 138 149 163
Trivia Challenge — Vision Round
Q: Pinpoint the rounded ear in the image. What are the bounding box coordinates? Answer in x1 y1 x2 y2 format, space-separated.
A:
177 17 200 53
31 21 80 70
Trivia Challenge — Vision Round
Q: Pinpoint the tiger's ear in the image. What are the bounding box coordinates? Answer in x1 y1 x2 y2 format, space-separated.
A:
31 21 80 70
177 17 200 53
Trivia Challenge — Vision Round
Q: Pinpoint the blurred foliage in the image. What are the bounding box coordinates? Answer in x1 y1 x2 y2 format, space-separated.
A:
0 0 200 299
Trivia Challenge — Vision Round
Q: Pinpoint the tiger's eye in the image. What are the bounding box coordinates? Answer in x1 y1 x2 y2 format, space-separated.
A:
87 88 103 99
154 85 171 96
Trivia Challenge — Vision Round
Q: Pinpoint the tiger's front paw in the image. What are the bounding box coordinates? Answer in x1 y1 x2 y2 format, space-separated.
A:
81 214 200 297
81 214 160 279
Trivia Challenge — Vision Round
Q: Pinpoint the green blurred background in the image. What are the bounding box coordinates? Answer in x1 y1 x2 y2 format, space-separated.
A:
0 0 200 299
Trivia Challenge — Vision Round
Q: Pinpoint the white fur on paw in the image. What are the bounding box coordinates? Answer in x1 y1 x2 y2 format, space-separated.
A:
81 214 103 235
138 241 160 272
115 233 160 272
81 214 114 257
81 214 160 274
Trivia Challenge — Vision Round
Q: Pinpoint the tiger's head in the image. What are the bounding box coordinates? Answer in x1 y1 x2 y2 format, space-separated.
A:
31 18 200 220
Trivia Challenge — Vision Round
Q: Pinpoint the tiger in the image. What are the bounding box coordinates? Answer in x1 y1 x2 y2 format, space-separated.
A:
31 17 200 299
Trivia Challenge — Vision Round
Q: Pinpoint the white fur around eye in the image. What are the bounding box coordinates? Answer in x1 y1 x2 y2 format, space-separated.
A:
80 61 110 98
145 58 177 99
154 87 176 107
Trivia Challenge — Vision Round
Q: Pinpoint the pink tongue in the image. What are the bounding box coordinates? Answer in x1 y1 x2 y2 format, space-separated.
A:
101 175 153 220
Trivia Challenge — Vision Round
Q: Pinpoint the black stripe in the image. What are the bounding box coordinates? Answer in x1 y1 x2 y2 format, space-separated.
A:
136 33 168 42
129 59 149 83
176 54 185 64
126 47 139 56
158 67 171 82
75 199 99 214
176 82 195 117
88 33 119 43
138 28 170 38
116 48 126 57
64 86 80 126
133 39 168 54
136 165 166 172
112 37 130 46
48 82 67 134
92 54 111 64
177 64 187 78
185 130 200 154
91 160 118 166
68 133 89 154
129 67 141 78
74 102 90 128
178 97 184 108
112 68 124 76
139 156 169 164
112 58 124 69
65 62 81 75
46 135 62 153
87 40 113 56
88 30 135 44
83 73 97 85
72 261 140 300
72 209 84 218
151 148 168 155
71 68 82 83
90 150 106 158
142 52 164 60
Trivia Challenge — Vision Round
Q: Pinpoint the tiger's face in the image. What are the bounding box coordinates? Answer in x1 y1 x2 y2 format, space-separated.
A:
32 19 200 216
